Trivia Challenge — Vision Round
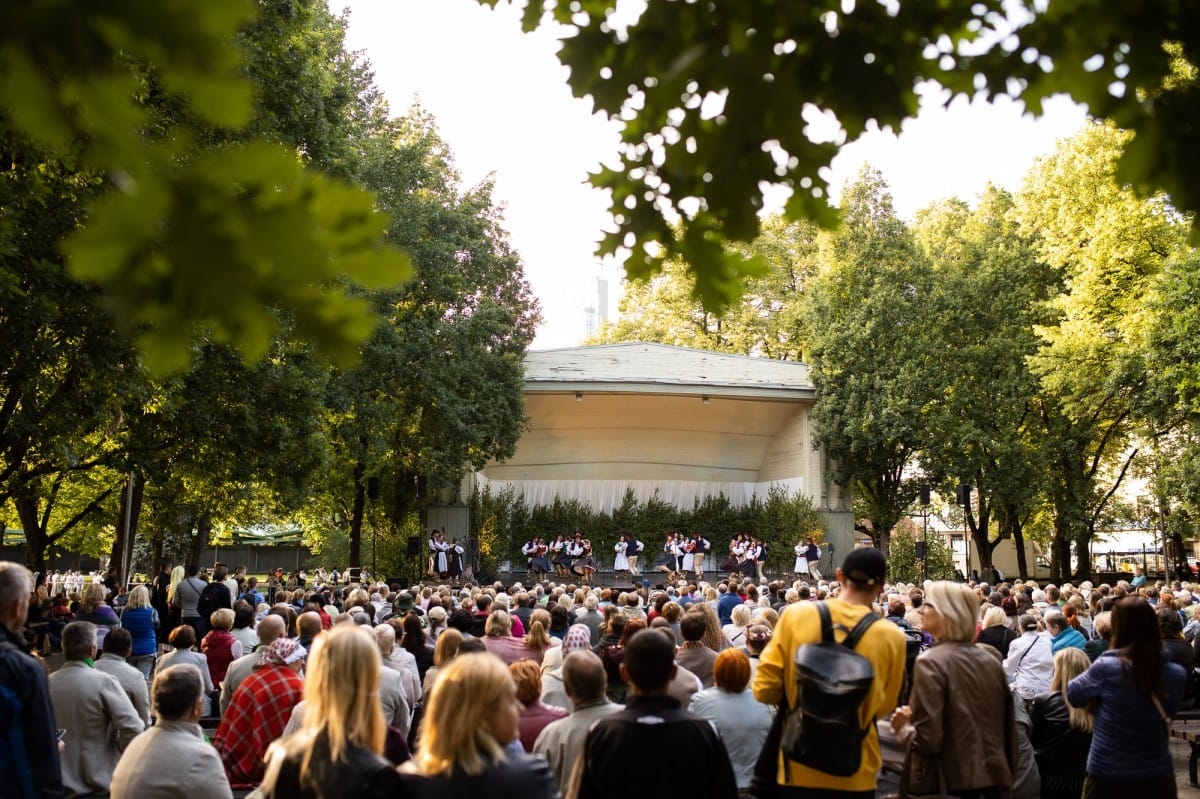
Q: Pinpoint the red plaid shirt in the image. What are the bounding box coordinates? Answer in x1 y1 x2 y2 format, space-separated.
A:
213 663 304 787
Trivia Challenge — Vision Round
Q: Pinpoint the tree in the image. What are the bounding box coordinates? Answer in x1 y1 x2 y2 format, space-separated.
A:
913 188 1057 578
0 1 410 372
489 0 1198 313
590 215 819 360
319 110 540 568
1015 122 1189 580
802 169 938 556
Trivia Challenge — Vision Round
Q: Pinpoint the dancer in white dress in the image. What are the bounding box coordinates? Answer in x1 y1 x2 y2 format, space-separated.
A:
613 537 630 575
794 541 810 576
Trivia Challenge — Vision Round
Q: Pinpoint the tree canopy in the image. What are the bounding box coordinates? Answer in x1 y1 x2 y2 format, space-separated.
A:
488 0 1198 312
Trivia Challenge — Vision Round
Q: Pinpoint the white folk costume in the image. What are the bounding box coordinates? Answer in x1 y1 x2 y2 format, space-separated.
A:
613 540 629 572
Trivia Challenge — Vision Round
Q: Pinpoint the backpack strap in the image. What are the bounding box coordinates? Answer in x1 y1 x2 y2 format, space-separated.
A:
843 610 880 651
815 601 835 643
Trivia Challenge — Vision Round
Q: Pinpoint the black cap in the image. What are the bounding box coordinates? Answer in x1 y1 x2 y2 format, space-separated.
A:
841 547 887 588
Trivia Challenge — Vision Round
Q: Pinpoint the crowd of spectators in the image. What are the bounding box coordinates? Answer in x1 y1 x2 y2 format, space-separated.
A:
3 556 1199 798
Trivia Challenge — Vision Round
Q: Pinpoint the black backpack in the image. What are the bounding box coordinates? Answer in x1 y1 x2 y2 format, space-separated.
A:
780 602 879 777
195 582 223 621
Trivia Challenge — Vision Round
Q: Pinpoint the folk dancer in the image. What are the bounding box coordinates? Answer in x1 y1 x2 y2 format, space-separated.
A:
690 532 710 579
626 537 642 576
613 537 630 578
794 540 810 577
572 539 598 584
550 534 572 577
805 537 823 581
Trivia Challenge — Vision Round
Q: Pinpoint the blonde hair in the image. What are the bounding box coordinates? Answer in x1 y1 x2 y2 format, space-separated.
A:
485 610 512 637
1051 647 1094 733
166 565 185 604
209 607 235 631
126 585 151 611
524 609 552 652
924 581 979 643
981 606 1008 629
433 628 464 667
80 581 108 613
416 653 512 776
298 624 386 785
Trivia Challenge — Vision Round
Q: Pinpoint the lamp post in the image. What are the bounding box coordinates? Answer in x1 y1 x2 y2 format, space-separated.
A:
957 483 972 579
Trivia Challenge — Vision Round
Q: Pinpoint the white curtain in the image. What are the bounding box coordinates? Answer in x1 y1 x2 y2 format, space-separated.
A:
475 475 805 513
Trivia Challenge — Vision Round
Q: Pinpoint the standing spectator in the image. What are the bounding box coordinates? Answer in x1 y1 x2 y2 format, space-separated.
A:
568 628 737 798
890 580 1017 799
1005 614 1054 701
172 564 207 640
151 560 173 647
110 664 233 799
1085 611 1112 662
688 649 773 792
753 547 906 797
1031 648 1093 799
1067 596 1187 795
976 606 1018 660
238 577 265 608
49 621 144 796
121 584 159 681
0 560 67 798
213 637 307 788
533 651 622 792
1159 604 1196 709
511 660 567 752
1047 613 1087 653
94 628 152 727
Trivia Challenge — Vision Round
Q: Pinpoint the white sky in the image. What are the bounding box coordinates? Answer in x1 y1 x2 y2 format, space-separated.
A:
342 0 1089 350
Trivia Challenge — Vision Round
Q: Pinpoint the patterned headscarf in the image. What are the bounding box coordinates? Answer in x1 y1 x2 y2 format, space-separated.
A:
258 637 306 667
562 623 592 655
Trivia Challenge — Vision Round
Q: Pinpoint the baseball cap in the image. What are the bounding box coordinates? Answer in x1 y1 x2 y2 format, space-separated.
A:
840 547 887 588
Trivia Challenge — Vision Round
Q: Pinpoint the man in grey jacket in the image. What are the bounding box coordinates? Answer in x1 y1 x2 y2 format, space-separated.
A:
111 664 233 799
49 621 144 796
94 628 152 727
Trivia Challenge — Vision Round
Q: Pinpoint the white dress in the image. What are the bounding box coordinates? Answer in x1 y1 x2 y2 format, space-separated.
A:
794 543 809 574
681 541 695 573
613 541 629 571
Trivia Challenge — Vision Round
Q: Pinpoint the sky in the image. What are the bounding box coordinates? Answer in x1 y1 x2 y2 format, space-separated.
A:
342 0 1090 350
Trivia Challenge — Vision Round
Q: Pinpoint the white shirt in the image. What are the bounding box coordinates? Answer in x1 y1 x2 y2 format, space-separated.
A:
1004 631 1054 700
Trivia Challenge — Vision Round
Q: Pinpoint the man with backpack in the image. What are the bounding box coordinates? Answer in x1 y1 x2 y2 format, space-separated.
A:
752 546 906 798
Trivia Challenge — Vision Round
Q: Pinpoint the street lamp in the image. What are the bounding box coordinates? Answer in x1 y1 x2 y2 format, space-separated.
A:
919 484 930 582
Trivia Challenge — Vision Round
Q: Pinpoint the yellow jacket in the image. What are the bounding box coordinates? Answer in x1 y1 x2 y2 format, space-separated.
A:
752 598 907 792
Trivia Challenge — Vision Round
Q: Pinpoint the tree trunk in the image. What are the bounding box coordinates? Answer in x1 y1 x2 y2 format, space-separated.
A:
13 491 46 576
108 473 144 584
187 513 212 567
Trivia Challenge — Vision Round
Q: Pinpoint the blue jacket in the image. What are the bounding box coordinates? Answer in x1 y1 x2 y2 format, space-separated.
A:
120 606 158 656
1067 649 1186 782
1050 626 1087 653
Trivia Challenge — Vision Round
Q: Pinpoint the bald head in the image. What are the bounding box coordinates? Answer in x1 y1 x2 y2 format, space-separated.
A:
298 611 323 638
256 614 286 646
563 650 607 705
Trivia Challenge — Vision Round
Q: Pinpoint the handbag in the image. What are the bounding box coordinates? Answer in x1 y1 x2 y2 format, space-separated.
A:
747 700 787 799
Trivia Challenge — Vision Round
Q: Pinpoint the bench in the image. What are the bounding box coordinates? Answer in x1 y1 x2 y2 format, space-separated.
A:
1171 709 1200 786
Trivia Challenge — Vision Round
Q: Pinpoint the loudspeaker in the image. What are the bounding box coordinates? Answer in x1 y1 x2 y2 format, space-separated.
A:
915 541 927 560
416 476 427 499
919 484 930 506
956 483 971 506
367 476 380 500
406 537 420 556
